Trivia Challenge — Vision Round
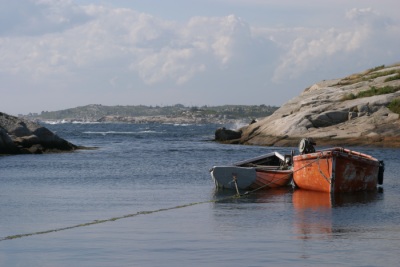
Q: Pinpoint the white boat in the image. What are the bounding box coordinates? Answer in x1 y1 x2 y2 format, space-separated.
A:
210 152 293 191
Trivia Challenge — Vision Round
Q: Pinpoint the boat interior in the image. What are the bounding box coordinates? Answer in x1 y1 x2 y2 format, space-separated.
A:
234 152 292 170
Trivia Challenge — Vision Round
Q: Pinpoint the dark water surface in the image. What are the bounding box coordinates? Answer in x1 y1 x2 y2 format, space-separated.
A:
1 123 399 266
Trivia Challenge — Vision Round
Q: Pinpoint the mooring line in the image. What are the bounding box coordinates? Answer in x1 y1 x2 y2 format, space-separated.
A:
0 195 245 242
1 156 326 242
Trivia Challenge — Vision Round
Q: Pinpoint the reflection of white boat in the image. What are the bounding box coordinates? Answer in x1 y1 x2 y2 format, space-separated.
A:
210 152 292 191
213 187 290 204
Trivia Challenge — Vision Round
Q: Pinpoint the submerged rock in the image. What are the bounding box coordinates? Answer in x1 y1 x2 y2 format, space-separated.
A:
0 112 78 155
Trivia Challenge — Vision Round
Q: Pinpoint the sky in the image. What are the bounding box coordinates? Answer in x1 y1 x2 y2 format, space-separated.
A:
1 0 400 115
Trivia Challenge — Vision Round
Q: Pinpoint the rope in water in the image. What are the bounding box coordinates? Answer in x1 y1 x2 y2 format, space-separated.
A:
0 154 327 242
0 194 243 242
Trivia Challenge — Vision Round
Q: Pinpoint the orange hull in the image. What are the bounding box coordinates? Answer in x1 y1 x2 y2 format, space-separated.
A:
293 148 380 193
250 169 292 189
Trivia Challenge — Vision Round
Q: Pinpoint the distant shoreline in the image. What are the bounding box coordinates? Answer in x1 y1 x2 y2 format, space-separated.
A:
34 115 256 127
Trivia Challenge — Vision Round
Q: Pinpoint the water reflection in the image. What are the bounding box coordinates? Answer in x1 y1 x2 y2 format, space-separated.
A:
210 187 381 242
210 187 293 235
292 190 333 239
292 189 380 240
212 187 292 204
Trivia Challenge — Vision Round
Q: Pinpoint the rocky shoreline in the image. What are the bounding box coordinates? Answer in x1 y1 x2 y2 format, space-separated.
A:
218 64 400 148
33 114 253 126
0 112 81 155
3 64 400 152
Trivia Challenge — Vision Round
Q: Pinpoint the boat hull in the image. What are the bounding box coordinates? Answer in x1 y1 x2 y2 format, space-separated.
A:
252 169 293 189
211 166 256 190
211 166 292 190
293 148 380 193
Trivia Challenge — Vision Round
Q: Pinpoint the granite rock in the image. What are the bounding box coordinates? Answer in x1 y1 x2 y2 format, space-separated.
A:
236 64 400 147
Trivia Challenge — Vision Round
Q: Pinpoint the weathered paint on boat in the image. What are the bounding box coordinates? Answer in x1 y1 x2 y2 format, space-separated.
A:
293 148 380 193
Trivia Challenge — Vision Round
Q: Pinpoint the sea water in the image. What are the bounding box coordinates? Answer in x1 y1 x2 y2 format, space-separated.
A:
0 122 399 267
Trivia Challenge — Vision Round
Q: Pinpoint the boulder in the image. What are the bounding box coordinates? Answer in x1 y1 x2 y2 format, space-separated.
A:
309 111 349 128
0 128 19 154
0 112 78 155
215 127 242 142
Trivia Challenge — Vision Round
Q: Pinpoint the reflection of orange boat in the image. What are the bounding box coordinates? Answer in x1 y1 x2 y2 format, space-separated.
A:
293 139 384 193
292 189 333 239
293 189 380 210
292 189 380 240
292 189 332 210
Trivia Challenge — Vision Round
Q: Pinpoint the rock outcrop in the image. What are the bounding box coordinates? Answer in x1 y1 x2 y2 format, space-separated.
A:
0 112 78 154
235 64 400 147
215 127 242 142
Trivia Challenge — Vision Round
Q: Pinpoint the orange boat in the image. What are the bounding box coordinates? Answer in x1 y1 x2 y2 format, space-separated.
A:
292 138 384 193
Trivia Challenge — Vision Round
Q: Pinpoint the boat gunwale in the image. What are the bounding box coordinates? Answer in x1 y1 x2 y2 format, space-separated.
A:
255 167 292 173
293 147 379 164
233 151 286 166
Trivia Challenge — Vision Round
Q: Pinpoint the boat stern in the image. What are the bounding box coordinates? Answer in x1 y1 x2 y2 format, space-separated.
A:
210 166 257 190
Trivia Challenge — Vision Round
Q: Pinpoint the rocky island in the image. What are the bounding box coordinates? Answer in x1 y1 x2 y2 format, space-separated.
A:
0 112 78 154
24 104 277 125
222 64 400 147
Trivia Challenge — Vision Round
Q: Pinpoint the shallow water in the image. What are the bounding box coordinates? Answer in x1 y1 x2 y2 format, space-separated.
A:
1 123 399 266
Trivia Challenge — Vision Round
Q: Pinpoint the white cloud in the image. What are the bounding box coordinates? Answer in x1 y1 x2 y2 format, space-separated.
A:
130 14 256 85
0 3 259 86
271 7 400 83
133 48 205 85
0 0 400 114
0 0 90 36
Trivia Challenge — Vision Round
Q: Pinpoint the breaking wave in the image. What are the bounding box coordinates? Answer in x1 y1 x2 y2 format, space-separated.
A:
83 130 159 136
41 120 100 125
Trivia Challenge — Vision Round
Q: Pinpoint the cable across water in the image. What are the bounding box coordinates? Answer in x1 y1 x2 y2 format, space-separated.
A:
1 156 323 242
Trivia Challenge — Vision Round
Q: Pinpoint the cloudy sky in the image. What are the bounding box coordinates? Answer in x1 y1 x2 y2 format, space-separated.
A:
1 0 399 115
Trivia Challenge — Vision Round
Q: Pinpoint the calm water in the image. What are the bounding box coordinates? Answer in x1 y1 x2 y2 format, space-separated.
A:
1 122 399 267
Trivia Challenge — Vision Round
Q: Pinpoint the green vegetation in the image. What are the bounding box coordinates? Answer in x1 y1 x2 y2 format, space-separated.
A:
342 85 400 101
341 93 357 101
388 98 400 115
367 69 400 80
384 71 400 82
358 85 400 98
337 64 400 86
369 65 386 72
